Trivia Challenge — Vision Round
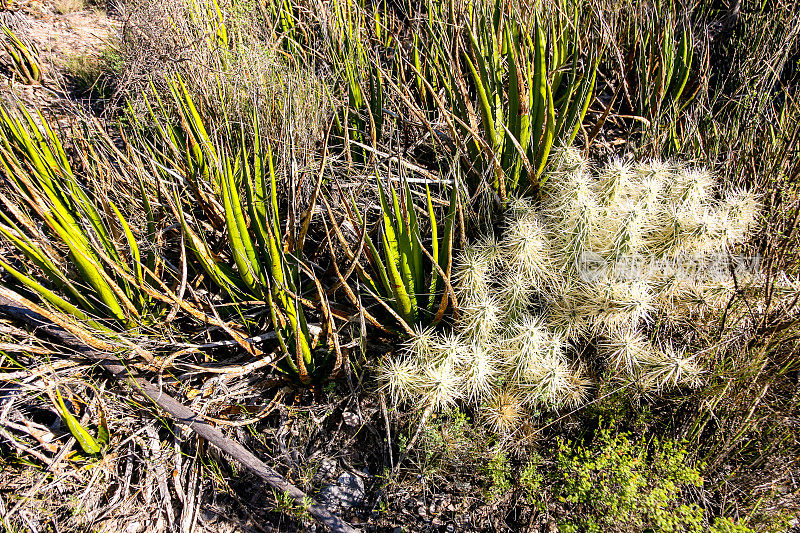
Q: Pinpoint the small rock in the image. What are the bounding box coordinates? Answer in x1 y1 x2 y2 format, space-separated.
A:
336 472 366 507
342 411 360 426
200 508 216 522
316 457 337 481
317 471 366 511
455 481 472 491
317 486 340 511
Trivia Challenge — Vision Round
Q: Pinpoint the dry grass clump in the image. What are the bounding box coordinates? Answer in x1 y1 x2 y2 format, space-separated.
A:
115 0 328 157
380 148 760 436
52 0 86 15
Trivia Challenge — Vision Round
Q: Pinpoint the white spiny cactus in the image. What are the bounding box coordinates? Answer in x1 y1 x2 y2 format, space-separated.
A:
406 325 439 361
463 343 500 402
497 268 536 314
433 331 469 366
453 245 492 306
420 360 463 411
601 329 654 373
482 388 526 435
459 295 503 340
640 343 703 390
474 234 505 269
380 150 759 438
376 355 421 405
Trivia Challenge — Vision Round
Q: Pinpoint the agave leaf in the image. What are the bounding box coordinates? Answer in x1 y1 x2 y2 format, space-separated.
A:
171 188 246 299
350 197 391 298
220 151 264 294
0 213 95 312
402 181 424 301
535 81 556 181
96 408 110 447
54 389 101 455
376 178 415 325
670 25 693 106
528 23 547 170
426 185 439 312
0 256 106 330
464 25 498 152
1 27 41 83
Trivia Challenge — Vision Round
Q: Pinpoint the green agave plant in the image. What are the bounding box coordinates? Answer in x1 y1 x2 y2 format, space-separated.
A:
257 0 599 199
453 0 600 195
380 0 600 198
265 0 312 62
136 77 341 384
1 26 42 85
186 0 230 52
323 0 386 161
625 6 695 124
341 179 458 333
0 104 160 331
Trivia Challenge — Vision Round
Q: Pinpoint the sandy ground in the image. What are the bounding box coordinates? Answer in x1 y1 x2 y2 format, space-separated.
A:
0 0 117 109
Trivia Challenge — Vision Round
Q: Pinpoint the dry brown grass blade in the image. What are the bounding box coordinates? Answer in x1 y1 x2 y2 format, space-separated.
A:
0 359 77 381
322 216 392 334
0 342 56 355
297 117 334 253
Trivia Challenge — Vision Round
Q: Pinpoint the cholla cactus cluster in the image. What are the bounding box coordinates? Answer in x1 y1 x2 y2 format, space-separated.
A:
378 149 759 435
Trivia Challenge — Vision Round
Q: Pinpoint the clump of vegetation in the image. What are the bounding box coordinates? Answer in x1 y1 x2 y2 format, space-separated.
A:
52 0 86 15
544 423 753 533
400 407 513 499
330 179 458 333
1 26 42 85
61 46 121 101
379 149 760 435
116 0 328 159
0 0 797 530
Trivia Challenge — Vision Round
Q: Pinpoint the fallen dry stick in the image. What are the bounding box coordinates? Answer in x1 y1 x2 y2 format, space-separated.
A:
0 289 359 533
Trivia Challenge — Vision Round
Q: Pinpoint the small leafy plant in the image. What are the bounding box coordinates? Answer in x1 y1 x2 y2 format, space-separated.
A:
549 422 753 533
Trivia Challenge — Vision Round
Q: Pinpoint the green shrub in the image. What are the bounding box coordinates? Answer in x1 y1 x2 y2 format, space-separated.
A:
548 424 753 533
484 452 511 499
520 454 546 508
404 407 501 488
413 408 476 469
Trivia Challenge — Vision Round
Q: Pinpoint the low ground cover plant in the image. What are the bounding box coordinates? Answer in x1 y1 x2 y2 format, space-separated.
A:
546 422 753 533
